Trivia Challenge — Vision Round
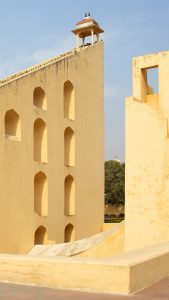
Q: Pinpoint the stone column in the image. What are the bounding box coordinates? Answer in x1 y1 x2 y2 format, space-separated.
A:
76 34 80 48
91 29 94 45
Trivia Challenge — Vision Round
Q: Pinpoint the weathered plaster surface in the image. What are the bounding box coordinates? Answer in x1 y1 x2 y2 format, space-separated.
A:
0 42 104 253
29 222 124 257
126 50 169 251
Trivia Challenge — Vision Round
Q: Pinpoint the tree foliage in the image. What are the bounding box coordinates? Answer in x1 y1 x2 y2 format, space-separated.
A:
105 160 125 206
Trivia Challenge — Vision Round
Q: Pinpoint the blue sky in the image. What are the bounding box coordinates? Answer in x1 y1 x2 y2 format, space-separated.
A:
0 0 169 161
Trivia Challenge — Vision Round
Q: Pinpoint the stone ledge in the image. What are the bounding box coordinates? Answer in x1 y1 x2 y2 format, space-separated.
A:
0 240 169 294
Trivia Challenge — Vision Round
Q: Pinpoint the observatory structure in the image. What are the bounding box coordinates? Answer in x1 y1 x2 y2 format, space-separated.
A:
0 14 104 254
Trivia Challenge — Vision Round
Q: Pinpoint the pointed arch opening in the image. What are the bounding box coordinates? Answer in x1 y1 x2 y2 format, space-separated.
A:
64 127 75 167
64 175 75 216
34 172 48 216
34 226 47 245
5 109 21 140
33 87 47 110
34 118 47 163
64 223 75 243
64 81 75 120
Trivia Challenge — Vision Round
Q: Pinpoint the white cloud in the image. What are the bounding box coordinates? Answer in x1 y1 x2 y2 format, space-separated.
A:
0 35 74 79
29 36 74 62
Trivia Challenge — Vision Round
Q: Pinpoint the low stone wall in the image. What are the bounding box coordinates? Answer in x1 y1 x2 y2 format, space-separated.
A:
1 241 169 294
0 254 130 294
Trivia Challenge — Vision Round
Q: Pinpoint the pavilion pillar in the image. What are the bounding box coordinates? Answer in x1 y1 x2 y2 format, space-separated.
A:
76 34 80 48
91 29 94 45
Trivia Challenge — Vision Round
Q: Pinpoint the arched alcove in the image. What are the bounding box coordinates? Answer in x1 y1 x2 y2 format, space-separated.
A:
64 223 75 243
34 172 48 216
34 118 47 163
34 226 47 245
5 109 21 140
64 127 75 166
64 175 75 216
64 81 75 120
33 87 47 110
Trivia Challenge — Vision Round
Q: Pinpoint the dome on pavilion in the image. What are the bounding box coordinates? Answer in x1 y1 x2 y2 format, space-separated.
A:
76 14 99 29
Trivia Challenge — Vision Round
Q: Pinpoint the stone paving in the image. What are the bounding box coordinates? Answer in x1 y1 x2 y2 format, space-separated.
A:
0 277 169 300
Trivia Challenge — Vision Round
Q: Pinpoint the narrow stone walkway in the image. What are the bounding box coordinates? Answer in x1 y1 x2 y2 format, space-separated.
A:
0 277 168 300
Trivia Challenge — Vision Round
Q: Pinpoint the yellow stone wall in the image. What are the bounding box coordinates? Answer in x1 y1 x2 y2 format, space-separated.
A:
125 50 169 251
0 42 104 254
78 221 125 258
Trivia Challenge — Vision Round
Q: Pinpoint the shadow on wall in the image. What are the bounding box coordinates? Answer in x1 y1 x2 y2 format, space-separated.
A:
34 171 48 216
34 118 47 163
5 109 21 140
65 223 75 243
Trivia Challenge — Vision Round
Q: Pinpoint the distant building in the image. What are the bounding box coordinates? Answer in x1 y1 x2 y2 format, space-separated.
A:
114 156 122 164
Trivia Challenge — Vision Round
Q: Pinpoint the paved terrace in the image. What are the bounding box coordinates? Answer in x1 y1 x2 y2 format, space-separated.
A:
0 277 168 299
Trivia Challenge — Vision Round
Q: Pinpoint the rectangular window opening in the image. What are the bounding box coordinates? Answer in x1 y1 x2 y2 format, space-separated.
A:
144 66 159 95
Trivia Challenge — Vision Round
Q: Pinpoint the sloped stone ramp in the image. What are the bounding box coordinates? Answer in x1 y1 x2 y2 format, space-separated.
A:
29 221 124 257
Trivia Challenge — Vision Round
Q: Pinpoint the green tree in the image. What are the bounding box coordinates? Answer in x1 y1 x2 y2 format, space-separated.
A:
105 160 125 206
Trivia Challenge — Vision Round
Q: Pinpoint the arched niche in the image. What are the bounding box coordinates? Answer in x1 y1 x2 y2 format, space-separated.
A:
33 87 47 110
64 81 75 120
34 226 48 245
64 127 75 167
64 223 75 243
5 109 21 140
34 172 48 216
34 118 47 163
64 175 75 216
